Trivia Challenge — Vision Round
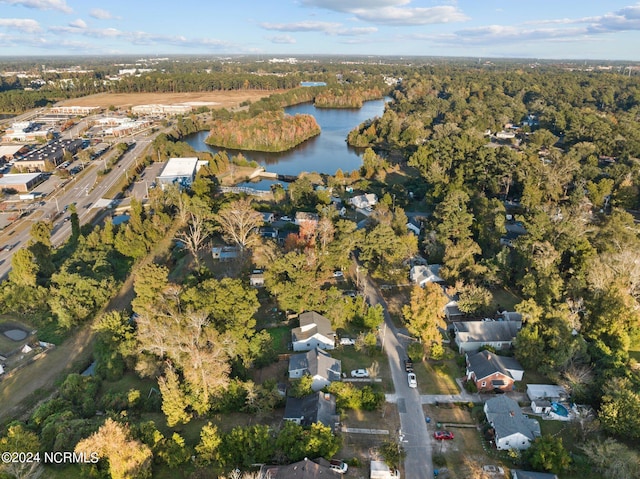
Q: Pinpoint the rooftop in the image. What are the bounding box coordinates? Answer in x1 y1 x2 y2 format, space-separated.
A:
158 157 199 178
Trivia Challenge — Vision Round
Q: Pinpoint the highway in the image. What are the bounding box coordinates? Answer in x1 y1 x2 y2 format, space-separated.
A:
0 132 154 280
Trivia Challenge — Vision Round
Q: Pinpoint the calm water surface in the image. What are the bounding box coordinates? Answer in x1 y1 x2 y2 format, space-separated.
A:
184 99 387 190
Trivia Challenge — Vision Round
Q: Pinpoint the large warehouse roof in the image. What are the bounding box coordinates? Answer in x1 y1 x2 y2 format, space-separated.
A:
159 157 199 178
0 173 42 186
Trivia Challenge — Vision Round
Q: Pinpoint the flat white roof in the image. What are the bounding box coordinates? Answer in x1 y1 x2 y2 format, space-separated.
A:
0 172 42 185
0 145 24 157
159 157 199 178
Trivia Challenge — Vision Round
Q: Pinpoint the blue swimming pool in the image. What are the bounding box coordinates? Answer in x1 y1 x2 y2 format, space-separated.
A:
551 402 569 417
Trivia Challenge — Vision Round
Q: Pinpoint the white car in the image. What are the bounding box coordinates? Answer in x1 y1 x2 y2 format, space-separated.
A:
482 465 505 475
280 215 292 222
351 369 370 378
340 337 356 346
329 460 348 474
333 270 344 278
408 372 417 388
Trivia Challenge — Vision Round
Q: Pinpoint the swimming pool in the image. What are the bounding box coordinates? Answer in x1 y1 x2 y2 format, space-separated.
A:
551 402 569 417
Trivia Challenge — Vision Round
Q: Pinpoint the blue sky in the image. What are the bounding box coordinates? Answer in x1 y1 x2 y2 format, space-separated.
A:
1 0 640 60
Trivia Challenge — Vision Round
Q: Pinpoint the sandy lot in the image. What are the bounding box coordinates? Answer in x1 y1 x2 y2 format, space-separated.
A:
57 90 286 110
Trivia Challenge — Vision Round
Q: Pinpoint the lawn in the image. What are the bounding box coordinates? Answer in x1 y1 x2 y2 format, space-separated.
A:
491 287 522 311
332 346 394 391
266 326 291 355
414 359 462 395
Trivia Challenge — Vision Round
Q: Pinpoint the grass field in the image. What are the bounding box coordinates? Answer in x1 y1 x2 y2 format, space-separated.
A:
415 359 462 395
57 90 285 110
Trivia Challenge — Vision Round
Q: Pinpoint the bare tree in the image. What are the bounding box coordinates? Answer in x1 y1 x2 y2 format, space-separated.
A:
213 198 263 252
175 209 212 268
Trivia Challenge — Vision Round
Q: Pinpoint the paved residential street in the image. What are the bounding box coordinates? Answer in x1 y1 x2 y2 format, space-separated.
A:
359 270 434 479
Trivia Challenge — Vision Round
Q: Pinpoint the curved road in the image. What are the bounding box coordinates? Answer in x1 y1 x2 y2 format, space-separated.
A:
359 270 433 479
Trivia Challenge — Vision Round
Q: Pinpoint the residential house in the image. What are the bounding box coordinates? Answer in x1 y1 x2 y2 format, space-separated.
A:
260 226 278 239
526 384 568 402
349 193 378 210
260 457 337 479
295 211 319 227
511 470 558 479
291 311 335 352
527 384 568 414
289 348 342 391
211 246 239 261
484 396 541 451
283 391 339 430
406 217 422 235
409 264 444 287
249 271 265 288
453 320 521 354
262 212 275 223
466 350 524 393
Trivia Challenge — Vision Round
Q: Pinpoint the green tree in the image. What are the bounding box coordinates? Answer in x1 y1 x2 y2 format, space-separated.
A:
523 435 571 474
158 368 192 427
599 378 640 440
195 423 222 465
402 283 448 358
0 423 42 479
75 419 153 479
581 438 640 479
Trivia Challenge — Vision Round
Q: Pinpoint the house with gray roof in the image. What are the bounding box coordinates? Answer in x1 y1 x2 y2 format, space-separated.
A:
291 311 335 352
260 457 338 479
511 470 558 479
289 348 342 391
484 396 541 451
466 350 524 393
283 392 339 431
409 264 444 287
454 320 521 354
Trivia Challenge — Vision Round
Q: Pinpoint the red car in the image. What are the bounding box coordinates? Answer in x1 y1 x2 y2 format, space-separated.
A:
433 431 454 440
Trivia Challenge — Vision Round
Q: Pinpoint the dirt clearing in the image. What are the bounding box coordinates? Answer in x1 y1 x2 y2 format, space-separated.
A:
57 90 286 110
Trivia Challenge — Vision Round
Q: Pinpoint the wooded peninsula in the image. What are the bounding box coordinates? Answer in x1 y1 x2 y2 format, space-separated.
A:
205 111 321 152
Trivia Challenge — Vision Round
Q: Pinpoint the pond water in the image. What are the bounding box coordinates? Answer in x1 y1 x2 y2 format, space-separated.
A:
183 98 388 190
4 329 28 341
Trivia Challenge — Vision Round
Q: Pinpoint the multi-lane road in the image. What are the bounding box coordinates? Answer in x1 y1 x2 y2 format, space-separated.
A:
0 133 154 280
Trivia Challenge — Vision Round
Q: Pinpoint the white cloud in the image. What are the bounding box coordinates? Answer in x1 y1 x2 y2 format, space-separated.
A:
261 20 376 35
0 18 41 33
268 34 297 44
302 0 468 26
89 8 117 20
68 18 86 29
0 0 72 13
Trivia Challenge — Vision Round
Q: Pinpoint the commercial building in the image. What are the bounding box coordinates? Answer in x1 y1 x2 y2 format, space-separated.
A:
49 105 100 116
156 157 199 190
0 172 45 193
2 122 51 143
15 139 83 172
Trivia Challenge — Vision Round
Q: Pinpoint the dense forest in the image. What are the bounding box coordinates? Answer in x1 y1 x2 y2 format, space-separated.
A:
205 111 321 152
314 86 384 109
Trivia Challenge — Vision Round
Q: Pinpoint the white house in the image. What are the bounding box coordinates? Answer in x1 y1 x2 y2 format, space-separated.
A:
291 311 335 352
349 193 378 210
484 396 541 451
288 348 342 391
454 320 522 354
409 264 444 287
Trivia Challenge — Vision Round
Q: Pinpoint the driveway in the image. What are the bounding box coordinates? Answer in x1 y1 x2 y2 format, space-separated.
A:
359 270 433 479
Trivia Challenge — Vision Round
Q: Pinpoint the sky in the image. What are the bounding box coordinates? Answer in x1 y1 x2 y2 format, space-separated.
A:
1 0 640 60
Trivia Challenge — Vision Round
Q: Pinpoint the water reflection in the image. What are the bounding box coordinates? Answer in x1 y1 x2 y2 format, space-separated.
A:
184 98 387 189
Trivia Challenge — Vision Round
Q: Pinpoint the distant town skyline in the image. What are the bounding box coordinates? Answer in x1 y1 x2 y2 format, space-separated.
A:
1 0 640 61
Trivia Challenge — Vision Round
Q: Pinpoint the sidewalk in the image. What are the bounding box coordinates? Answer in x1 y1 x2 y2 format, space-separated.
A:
385 378 528 405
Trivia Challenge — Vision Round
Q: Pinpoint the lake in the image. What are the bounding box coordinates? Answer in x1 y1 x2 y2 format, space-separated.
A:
183 98 387 190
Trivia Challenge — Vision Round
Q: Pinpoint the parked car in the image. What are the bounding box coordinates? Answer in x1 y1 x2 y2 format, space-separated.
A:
482 465 505 475
351 369 370 378
340 337 356 346
404 358 414 372
280 215 292 222
329 460 348 474
333 270 344 278
407 372 417 388
433 431 454 440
